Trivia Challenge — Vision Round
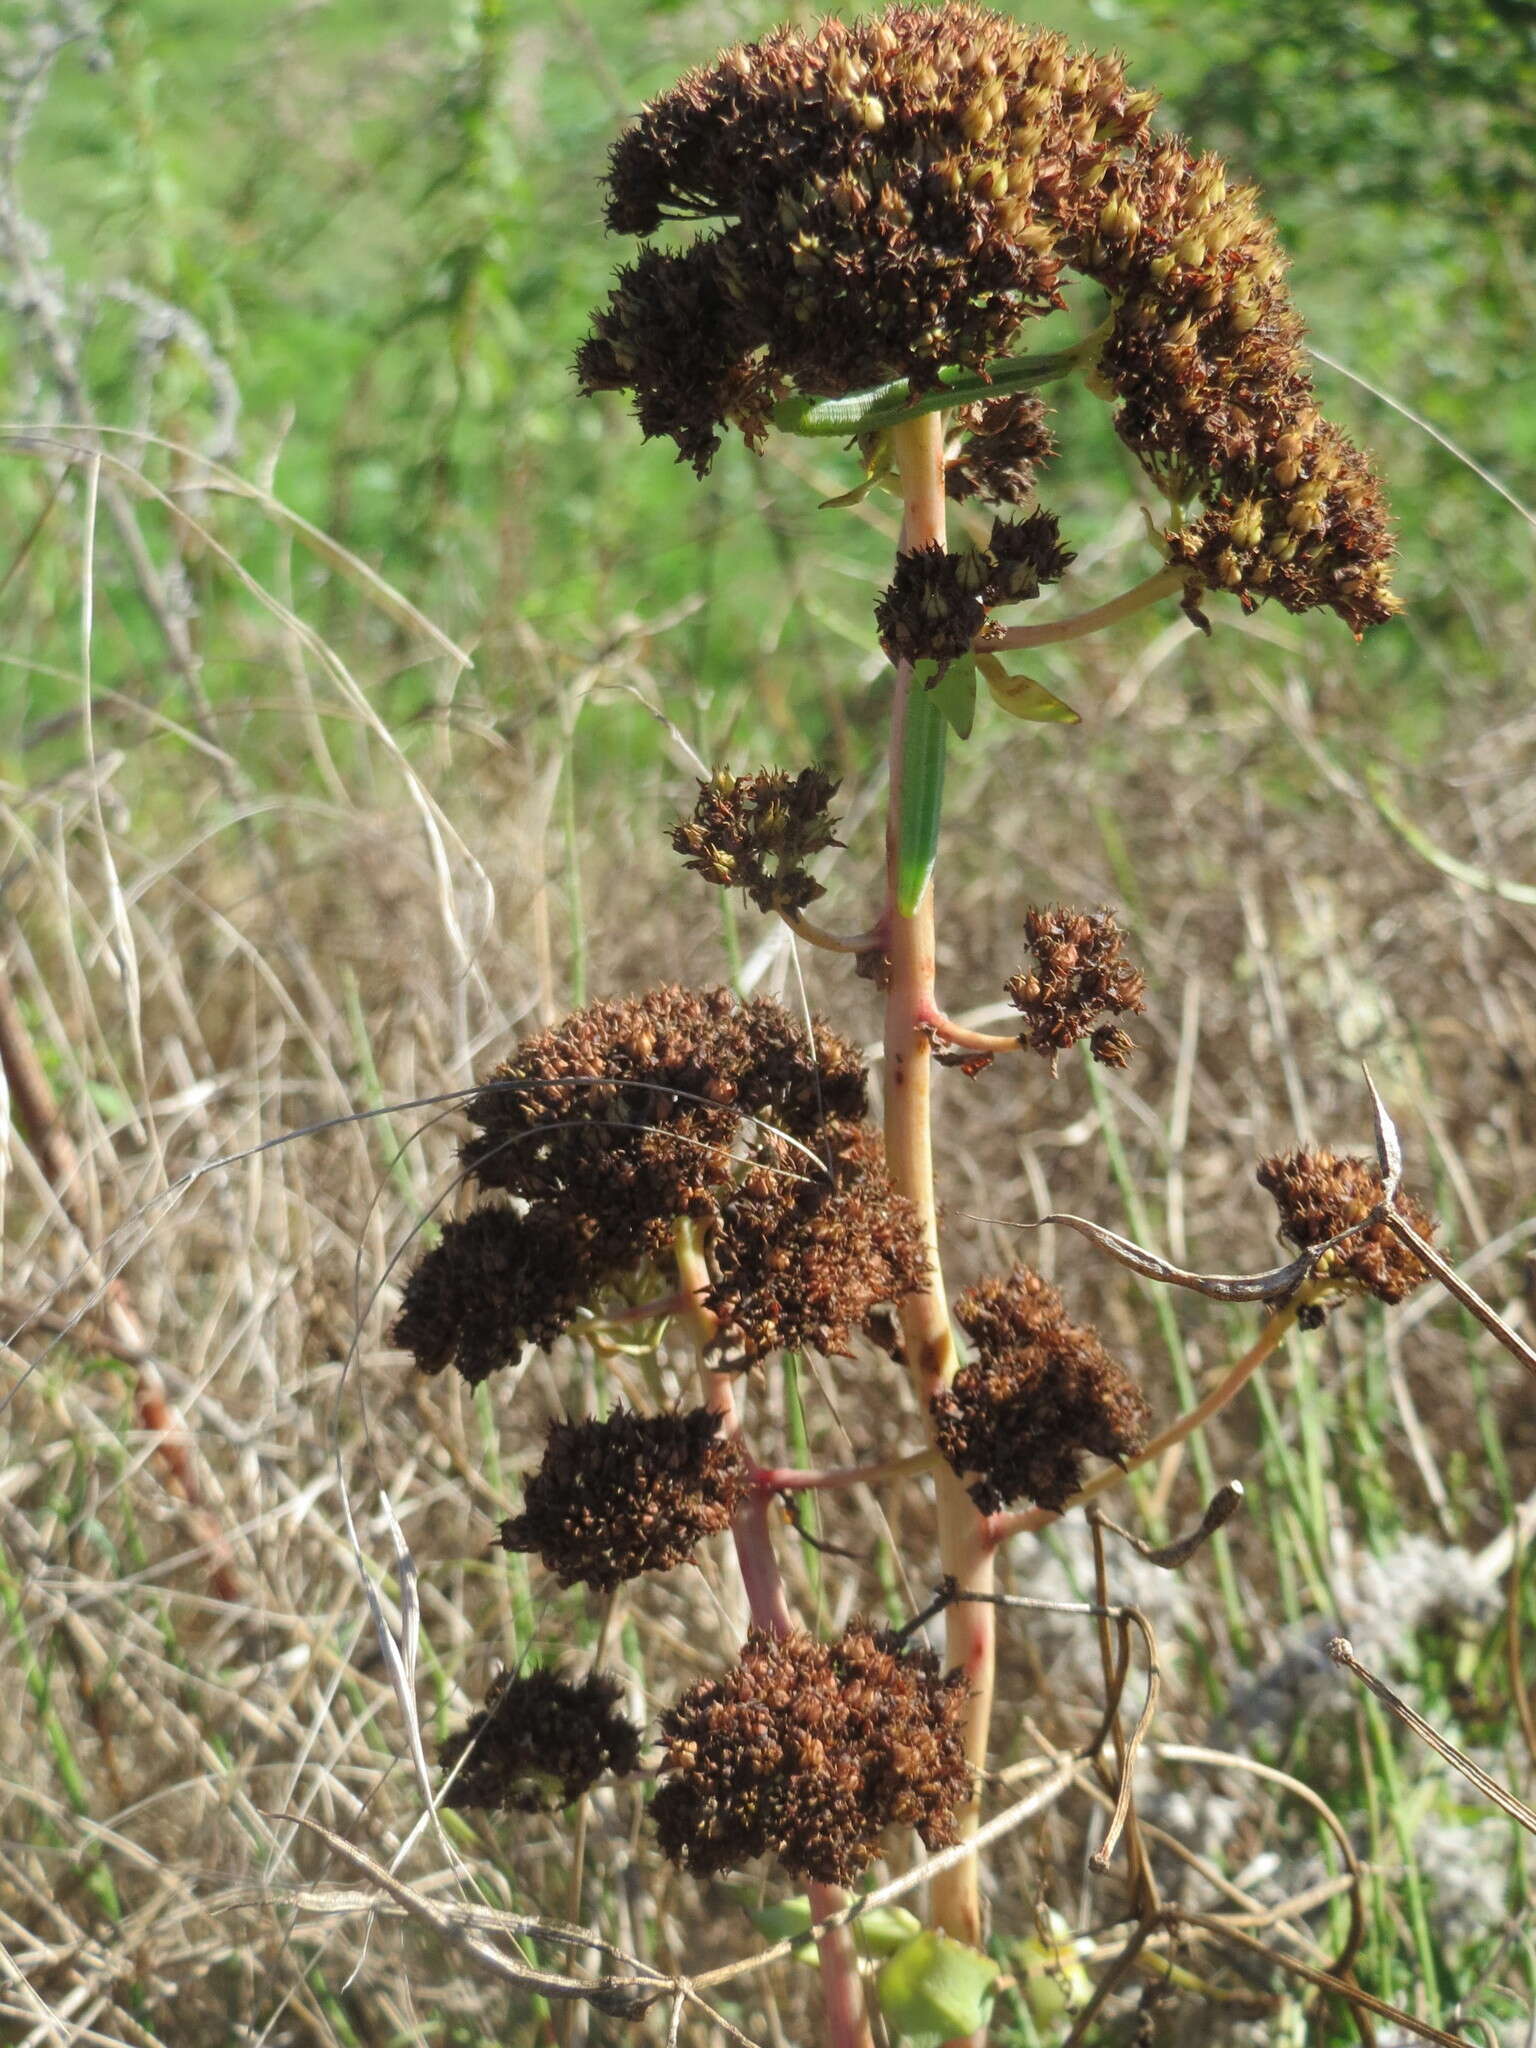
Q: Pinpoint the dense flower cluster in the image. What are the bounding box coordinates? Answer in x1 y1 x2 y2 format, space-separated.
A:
652 1623 971 1884
705 1121 929 1365
578 6 1154 473
393 988 921 1381
932 1266 1151 1512
1005 905 1147 1068
1257 1149 1437 1304
981 508 1075 604
945 391 1058 505
439 1668 643 1813
1061 137 1399 634
499 1406 750 1589
875 540 988 666
578 2 1397 632
672 766 842 918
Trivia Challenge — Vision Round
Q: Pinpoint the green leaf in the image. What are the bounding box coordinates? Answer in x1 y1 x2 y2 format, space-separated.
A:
744 1897 817 1966
896 678 947 916
917 653 977 740
855 1905 925 1958
876 1930 1000 2046
976 651 1080 725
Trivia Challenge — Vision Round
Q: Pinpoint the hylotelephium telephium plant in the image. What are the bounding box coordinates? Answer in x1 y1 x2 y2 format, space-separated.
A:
396 7 1423 2044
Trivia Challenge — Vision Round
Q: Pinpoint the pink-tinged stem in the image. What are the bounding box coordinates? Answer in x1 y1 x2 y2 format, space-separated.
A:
885 416 995 1968
754 1447 941 1494
779 909 884 956
987 1296 1304 1544
918 1005 1023 1057
672 1221 874 2048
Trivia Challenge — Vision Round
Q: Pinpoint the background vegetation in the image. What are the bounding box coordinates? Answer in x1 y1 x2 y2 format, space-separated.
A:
1 1 1533 2043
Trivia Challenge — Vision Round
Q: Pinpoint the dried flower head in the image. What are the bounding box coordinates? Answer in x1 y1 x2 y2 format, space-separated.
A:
579 5 1396 631
652 1623 971 1885
499 1406 750 1589
578 7 1154 472
1061 134 1399 634
393 1204 606 1384
1257 1148 1437 1305
980 508 1075 605
875 541 988 667
946 392 1058 506
1005 905 1147 1067
705 1120 929 1365
932 1266 1151 1512
672 766 842 917
440 1667 643 1813
393 988 883 1383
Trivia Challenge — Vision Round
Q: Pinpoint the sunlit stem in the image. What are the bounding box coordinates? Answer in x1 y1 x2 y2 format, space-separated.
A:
671 1219 874 2048
885 413 995 1973
988 1295 1306 1544
777 907 884 955
979 565 1183 651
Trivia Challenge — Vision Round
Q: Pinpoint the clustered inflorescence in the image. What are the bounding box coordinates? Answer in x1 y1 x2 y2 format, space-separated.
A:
672 766 842 919
1006 904 1147 1068
932 1266 1151 1512
1257 1148 1436 1306
652 1623 972 1884
439 1668 644 1814
499 1407 750 1590
577 2 1397 636
393 986 925 1382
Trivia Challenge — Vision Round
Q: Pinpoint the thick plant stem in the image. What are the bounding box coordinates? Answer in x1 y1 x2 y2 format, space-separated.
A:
672 1221 874 2048
885 415 995 1961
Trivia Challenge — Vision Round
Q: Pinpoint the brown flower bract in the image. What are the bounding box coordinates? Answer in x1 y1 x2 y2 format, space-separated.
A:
500 1406 750 1590
1257 1148 1437 1305
440 1667 643 1813
932 1265 1150 1512
652 1623 971 1885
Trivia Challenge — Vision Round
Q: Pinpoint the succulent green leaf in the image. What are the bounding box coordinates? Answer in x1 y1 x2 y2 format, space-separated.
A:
745 1897 818 1965
876 1930 1000 2046
854 1905 925 1958
896 677 947 916
977 651 1080 725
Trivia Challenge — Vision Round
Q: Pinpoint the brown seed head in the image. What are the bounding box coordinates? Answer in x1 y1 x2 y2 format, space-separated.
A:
1256 1148 1437 1305
705 1120 929 1365
652 1622 971 1884
875 541 988 666
932 1266 1151 1512
440 1667 643 1813
579 5 1397 631
981 508 1075 605
672 765 842 917
392 1205 606 1384
499 1407 750 1590
946 391 1059 505
1005 905 1147 1067
581 6 1152 471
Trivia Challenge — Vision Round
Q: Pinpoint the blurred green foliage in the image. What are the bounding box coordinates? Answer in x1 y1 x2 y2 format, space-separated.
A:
2 0 1530 772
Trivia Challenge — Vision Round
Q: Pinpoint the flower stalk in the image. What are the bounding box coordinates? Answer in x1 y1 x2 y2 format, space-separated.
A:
885 414 996 1957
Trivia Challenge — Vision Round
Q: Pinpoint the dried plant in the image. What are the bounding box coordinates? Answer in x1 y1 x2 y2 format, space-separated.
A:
351 6 1510 2045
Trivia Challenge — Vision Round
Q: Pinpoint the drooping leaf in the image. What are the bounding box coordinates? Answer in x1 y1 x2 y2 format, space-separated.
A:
896 676 947 916
977 650 1080 724
876 1930 1000 2046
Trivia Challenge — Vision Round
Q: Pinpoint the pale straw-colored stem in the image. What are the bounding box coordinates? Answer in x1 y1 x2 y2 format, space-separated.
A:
671 1220 873 2048
885 415 995 1969
979 565 1182 651
777 908 884 956
754 1447 941 1494
988 1296 1305 1544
